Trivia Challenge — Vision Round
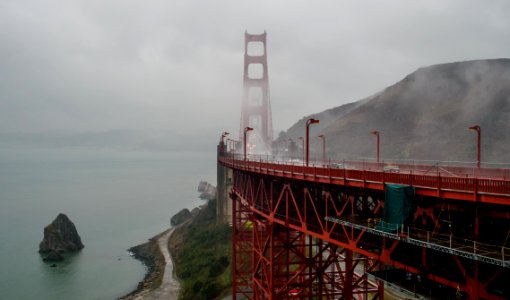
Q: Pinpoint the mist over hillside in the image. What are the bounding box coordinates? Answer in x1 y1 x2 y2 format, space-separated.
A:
279 59 510 163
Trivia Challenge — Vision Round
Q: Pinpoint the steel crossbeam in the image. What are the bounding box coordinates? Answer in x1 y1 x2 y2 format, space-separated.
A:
228 165 509 300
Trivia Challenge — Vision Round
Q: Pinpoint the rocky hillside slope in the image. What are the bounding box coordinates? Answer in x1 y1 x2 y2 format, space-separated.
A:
280 59 510 163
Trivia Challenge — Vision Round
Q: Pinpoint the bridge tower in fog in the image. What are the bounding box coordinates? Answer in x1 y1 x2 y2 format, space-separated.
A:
240 31 273 152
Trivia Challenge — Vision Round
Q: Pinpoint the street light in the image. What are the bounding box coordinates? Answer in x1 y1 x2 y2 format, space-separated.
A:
244 127 253 160
371 130 380 163
318 134 326 164
221 131 229 143
469 125 481 169
298 137 304 162
306 118 320 166
219 132 229 153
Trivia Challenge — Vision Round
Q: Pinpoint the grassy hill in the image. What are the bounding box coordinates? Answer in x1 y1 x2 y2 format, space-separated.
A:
279 59 510 163
168 199 231 300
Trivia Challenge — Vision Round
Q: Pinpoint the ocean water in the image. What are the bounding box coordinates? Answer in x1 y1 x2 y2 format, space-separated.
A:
0 148 216 300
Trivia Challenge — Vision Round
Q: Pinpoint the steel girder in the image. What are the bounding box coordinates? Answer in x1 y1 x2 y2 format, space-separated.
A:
231 169 508 300
231 171 384 299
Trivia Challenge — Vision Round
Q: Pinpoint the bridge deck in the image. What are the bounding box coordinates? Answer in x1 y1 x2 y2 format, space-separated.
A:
219 156 510 206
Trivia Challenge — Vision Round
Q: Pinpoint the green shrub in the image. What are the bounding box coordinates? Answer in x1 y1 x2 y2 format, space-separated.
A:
173 199 232 299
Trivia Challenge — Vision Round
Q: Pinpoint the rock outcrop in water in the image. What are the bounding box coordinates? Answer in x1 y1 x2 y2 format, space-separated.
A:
197 181 216 200
39 213 84 257
43 250 64 262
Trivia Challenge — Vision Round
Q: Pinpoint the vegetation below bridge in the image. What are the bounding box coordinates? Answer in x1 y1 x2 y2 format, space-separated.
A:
168 198 232 300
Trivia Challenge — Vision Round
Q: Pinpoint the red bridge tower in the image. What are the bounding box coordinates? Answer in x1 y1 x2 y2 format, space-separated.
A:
240 31 273 153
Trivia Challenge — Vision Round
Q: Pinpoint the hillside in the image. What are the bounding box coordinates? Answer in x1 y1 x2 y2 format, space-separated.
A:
168 199 231 300
280 59 510 163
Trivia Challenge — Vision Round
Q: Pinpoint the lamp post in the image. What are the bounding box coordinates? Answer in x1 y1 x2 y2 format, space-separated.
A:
371 130 380 163
219 132 229 153
306 118 320 166
298 137 304 162
469 125 481 169
318 134 326 164
244 127 253 160
221 131 229 143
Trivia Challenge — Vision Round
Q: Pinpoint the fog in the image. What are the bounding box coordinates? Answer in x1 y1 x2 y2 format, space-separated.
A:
1 0 509 151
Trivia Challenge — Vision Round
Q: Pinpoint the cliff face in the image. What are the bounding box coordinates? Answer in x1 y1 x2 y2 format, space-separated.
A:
282 59 510 162
39 213 84 254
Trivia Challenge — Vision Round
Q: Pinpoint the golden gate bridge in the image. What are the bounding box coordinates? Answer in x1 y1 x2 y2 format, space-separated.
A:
216 32 510 300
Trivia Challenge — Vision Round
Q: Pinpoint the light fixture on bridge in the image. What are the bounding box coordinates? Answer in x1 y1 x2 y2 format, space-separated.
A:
219 132 230 153
305 118 320 166
221 132 229 143
244 127 254 161
469 125 481 170
371 130 380 163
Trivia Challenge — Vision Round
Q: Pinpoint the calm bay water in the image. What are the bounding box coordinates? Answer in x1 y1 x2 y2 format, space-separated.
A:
0 148 216 300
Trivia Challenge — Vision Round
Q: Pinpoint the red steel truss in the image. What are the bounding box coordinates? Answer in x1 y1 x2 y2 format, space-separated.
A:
223 155 510 300
231 190 384 300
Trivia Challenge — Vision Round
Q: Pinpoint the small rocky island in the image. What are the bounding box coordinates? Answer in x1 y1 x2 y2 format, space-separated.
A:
39 213 84 262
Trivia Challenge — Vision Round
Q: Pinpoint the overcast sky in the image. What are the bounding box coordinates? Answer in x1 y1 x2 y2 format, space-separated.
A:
1 0 509 140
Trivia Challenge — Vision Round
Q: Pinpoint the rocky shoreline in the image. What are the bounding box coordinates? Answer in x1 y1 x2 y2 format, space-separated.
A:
119 203 214 299
119 230 167 299
120 181 217 299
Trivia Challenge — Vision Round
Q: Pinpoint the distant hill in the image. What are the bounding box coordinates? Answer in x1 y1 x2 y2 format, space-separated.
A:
0 129 217 152
279 59 510 163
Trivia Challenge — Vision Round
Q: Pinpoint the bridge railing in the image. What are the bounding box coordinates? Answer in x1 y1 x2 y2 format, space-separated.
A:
219 153 510 197
223 152 510 179
325 217 510 268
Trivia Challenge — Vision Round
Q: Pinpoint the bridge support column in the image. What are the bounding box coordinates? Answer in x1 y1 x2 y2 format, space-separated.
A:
343 249 353 299
217 143 233 224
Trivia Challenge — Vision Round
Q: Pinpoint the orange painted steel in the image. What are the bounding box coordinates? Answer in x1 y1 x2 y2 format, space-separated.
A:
230 177 385 300
222 154 510 300
220 156 510 205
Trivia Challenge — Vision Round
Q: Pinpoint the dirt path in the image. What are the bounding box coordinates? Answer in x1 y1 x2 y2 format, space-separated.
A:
124 228 180 300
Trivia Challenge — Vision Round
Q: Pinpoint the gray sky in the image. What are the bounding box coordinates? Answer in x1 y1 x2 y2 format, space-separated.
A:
1 0 509 140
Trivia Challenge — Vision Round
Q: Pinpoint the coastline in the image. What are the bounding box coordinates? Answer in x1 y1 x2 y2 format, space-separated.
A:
120 192 224 299
119 230 169 299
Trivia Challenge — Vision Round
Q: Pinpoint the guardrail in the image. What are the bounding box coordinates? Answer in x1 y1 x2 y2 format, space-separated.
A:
325 217 510 268
219 154 510 201
222 153 510 179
